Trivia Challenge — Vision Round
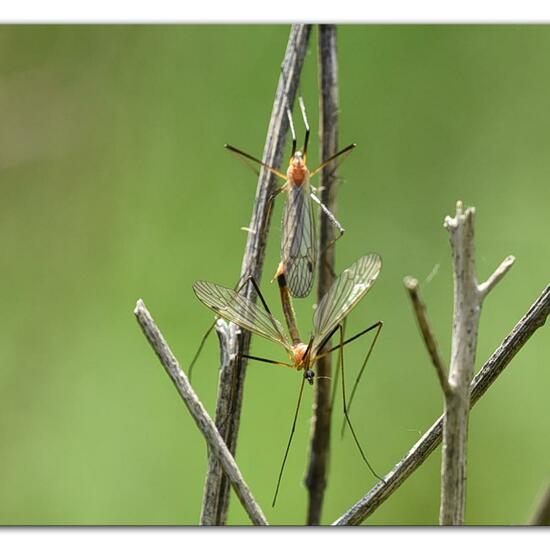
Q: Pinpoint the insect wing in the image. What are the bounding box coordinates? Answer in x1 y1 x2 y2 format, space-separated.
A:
193 281 292 350
281 182 317 298
312 254 382 351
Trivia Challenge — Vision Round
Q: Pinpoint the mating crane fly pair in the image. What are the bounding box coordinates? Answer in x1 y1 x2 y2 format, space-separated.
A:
192 97 384 506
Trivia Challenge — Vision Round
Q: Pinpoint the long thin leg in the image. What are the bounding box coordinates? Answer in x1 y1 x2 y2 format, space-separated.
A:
328 318 346 414
225 144 287 180
341 321 384 437
310 192 345 238
319 321 383 358
238 353 293 369
225 147 288 202
224 147 287 245
298 96 310 156
188 323 216 382
265 184 286 229
338 325 384 483
315 321 343 359
310 143 357 178
272 375 307 507
245 276 288 345
230 147 286 235
309 192 345 278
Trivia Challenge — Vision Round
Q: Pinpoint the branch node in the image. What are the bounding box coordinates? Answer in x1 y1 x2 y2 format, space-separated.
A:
478 255 516 300
332 284 550 525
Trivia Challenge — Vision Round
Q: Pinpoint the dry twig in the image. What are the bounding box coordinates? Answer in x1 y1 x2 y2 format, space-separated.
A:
199 320 238 524
134 300 268 526
202 24 313 525
440 201 515 524
305 23 340 526
333 284 550 525
404 276 451 397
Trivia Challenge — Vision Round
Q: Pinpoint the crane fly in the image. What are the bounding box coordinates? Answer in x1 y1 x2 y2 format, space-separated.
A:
225 96 356 298
187 98 354 380
193 254 384 505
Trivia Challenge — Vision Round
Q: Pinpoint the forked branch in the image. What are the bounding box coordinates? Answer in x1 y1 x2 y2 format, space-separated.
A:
332 284 550 526
134 300 268 526
440 201 515 525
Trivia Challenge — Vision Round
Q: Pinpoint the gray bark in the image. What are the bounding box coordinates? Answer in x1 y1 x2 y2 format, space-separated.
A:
202 24 312 525
333 284 550 525
134 300 268 526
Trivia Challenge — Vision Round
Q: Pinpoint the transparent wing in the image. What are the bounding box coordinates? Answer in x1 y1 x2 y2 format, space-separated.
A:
312 254 382 351
193 281 292 351
281 182 317 298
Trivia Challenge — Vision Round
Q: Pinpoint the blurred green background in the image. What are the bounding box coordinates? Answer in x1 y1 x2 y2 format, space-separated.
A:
0 24 549 526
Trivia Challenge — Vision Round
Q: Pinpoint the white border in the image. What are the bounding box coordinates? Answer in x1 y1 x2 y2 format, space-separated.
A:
0 527 549 550
1 8 549 548
2 1 550 23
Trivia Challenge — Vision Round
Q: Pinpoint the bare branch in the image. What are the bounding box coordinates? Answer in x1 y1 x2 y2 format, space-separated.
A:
478 255 516 300
305 23 339 526
440 201 514 525
530 481 550 526
332 284 550 526
134 300 268 526
200 319 239 525
403 276 451 398
205 24 312 524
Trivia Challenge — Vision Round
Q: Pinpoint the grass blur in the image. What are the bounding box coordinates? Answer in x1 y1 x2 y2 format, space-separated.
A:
0 25 549 525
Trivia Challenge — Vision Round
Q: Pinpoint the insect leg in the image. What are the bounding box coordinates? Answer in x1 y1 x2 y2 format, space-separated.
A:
225 144 287 180
340 321 383 438
309 192 345 278
238 353 293 369
338 324 384 483
272 375 307 507
309 143 357 178
320 320 383 357
328 318 346 414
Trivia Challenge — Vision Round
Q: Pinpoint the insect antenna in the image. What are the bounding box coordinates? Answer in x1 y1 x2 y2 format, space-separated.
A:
298 96 310 157
286 102 297 157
